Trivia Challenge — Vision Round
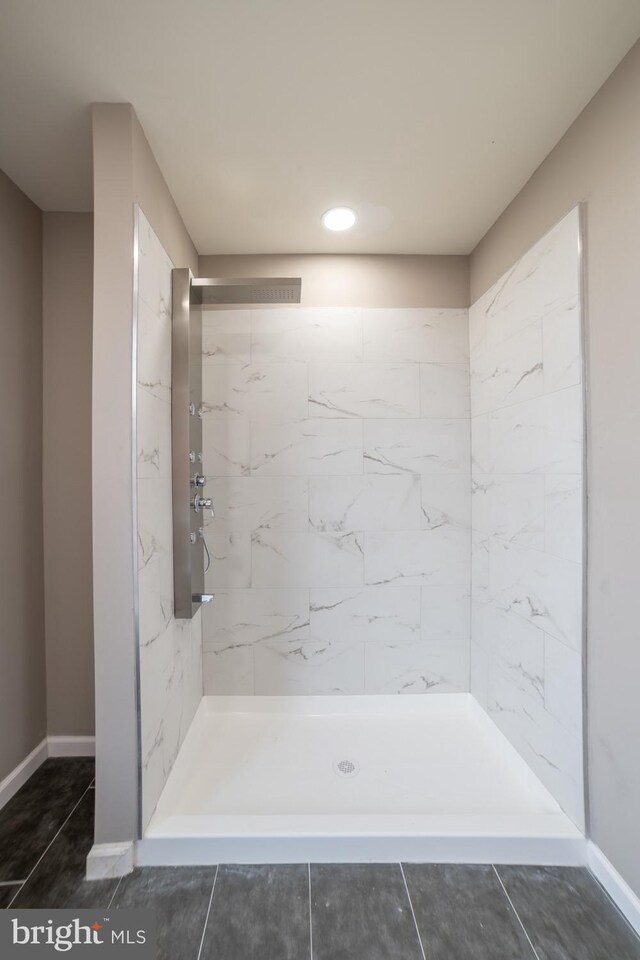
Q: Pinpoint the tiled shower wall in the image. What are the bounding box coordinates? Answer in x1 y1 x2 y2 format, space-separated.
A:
469 207 585 828
136 209 203 829
200 307 471 695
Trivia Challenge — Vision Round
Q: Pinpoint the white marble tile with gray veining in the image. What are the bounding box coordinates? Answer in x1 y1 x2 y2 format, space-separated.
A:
207 476 309 530
202 310 251 365
544 474 583 562
202 588 309 649
137 478 173 570
309 363 420 418
203 643 254 695
250 418 363 476
544 632 583 737
364 637 469 694
489 538 582 650
488 385 582 475
137 298 172 403
137 388 172 479
364 419 470 475
542 296 582 392
420 363 470 418
254 636 364 695
202 417 251 476
310 586 420 645
365 527 469 587
472 474 544 549
421 585 471 641
363 308 469 363
202 363 308 420
204 524 252 588
421 474 471 532
252 307 363 363
309 475 421 532
137 212 173 322
309 530 365 588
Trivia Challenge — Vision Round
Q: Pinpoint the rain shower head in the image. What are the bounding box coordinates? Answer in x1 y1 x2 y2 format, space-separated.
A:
190 277 302 306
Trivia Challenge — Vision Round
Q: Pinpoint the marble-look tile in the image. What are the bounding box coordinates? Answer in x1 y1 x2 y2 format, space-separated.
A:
252 529 365 590
488 386 582 476
545 474 583 562
309 363 420 418
137 212 173 322
421 585 470 640
363 308 469 363
202 588 309 648
542 296 582 393
471 530 491 602
251 530 310 588
472 320 543 415
201 864 310 960
403 863 533 960
483 208 580 349
202 363 308 420
544 633 583 736
203 644 254 695
421 474 471 531
137 298 172 404
472 474 545 549
364 419 470 475
202 417 251 476
0 759 95 883
489 538 582 649
310 587 420 644
365 637 469 693
470 413 490 474
309 475 421 532
12 791 117 909
309 531 365 588
496 865 640 960
251 418 363 476
138 554 174 652
137 478 173 570
310 863 424 960
252 307 363 363
137 388 172 479
254 637 364 694
420 363 470 418
202 309 251 365
112 867 216 960
469 635 490 710
208 476 309 530
204 525 252 588
365 527 469 586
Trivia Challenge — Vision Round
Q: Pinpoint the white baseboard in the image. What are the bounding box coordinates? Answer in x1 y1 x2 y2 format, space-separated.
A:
47 736 96 757
86 842 135 881
587 840 640 936
0 738 48 812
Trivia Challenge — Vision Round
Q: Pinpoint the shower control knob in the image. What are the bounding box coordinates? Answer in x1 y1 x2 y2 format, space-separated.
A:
192 496 212 513
191 474 207 487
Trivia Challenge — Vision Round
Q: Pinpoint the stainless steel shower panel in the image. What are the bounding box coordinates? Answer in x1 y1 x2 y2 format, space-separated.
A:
172 268 207 619
191 276 302 305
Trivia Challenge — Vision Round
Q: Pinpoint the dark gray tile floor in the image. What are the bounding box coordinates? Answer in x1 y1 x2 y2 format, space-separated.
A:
1 759 639 960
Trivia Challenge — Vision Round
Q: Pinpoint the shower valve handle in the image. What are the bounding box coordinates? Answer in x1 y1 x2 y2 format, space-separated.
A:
192 496 213 513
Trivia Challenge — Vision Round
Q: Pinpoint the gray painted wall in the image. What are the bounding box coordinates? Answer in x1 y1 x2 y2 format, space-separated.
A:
0 169 47 781
42 212 95 737
470 39 640 897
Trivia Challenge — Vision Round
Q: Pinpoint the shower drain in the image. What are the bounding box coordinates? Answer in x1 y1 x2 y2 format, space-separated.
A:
333 758 360 778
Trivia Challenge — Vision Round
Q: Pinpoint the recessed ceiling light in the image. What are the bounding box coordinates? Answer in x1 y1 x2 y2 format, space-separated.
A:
322 207 357 232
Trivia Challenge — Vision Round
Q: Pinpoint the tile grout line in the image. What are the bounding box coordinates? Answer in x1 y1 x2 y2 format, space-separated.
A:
308 863 313 960
107 875 123 910
492 865 541 960
196 864 219 960
7 782 93 909
399 864 427 960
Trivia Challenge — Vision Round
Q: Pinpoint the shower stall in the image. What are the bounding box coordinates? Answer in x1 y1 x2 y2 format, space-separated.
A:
133 205 586 865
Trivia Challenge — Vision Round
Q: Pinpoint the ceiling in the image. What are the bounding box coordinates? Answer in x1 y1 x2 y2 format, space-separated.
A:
1 0 640 254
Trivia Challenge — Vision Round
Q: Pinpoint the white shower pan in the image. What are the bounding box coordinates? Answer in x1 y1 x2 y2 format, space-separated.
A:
136 693 584 866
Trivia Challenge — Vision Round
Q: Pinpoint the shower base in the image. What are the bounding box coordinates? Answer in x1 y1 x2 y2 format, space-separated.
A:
137 693 584 866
